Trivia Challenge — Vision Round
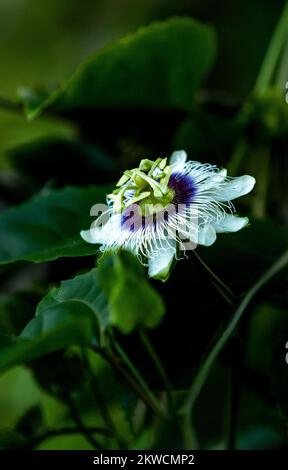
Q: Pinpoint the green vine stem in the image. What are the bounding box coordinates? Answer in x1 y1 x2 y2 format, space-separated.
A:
180 248 288 446
228 1 288 174
82 349 125 449
61 391 104 449
112 340 169 420
193 250 236 305
225 333 244 450
254 1 288 94
138 328 174 414
275 38 288 89
101 344 168 420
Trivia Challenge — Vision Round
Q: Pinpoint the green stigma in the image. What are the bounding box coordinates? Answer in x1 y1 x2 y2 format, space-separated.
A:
108 157 174 214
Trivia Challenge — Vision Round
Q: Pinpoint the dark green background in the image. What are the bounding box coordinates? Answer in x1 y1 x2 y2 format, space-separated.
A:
0 0 287 451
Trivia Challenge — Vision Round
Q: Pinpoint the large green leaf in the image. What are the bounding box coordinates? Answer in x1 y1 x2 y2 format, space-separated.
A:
0 253 165 373
29 268 109 342
98 251 166 333
0 315 95 374
0 185 111 265
0 292 97 371
29 252 165 338
20 18 216 119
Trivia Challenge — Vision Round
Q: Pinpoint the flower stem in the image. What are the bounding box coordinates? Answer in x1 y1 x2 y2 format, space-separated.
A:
254 1 288 93
193 250 236 305
181 248 288 437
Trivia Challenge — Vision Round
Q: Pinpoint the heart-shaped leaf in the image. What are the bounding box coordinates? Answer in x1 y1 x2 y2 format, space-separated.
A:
0 185 111 265
20 18 216 119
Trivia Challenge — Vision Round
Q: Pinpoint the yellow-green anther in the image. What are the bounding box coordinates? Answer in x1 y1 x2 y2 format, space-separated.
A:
158 158 167 170
112 187 122 195
109 156 174 213
154 171 166 179
116 173 130 187
133 173 148 189
160 165 172 187
139 159 154 172
113 181 135 195
148 157 162 176
113 186 127 213
134 171 165 197
125 191 151 207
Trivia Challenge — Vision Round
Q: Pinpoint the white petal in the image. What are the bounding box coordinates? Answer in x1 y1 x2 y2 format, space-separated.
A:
170 150 187 172
197 224 217 246
80 228 103 244
201 168 227 191
213 215 249 233
148 244 176 281
214 175 256 201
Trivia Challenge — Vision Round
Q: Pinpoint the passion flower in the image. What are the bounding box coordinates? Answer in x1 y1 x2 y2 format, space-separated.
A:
81 151 255 280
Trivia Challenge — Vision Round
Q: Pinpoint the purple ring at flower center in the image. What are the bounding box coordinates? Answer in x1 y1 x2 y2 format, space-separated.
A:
121 172 196 232
168 172 197 205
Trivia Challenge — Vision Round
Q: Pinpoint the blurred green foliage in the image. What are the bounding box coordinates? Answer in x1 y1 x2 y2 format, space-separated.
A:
0 0 287 451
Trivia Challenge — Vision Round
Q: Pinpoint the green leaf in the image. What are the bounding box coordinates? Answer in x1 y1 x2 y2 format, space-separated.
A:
30 252 165 338
32 251 164 335
0 185 111 265
98 252 165 334
0 315 95 374
31 268 109 342
0 254 164 373
20 18 216 119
